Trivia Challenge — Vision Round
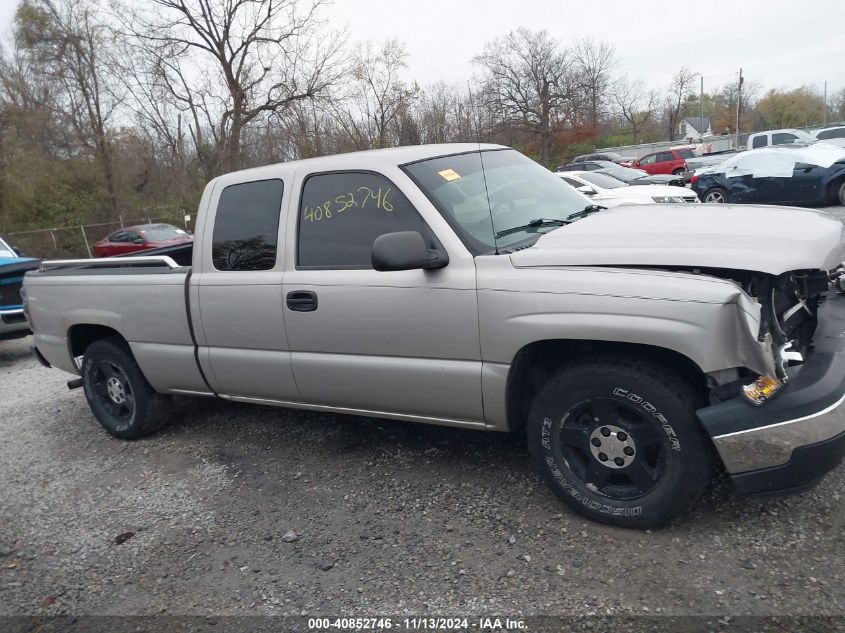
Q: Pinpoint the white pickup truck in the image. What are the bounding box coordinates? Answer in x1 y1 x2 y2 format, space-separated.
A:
747 128 816 150
23 144 845 528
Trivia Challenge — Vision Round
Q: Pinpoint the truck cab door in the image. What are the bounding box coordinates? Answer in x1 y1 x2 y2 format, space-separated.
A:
192 176 300 402
282 168 483 425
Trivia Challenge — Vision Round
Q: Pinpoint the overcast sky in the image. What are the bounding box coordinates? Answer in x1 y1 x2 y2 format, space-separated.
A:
1 0 843 96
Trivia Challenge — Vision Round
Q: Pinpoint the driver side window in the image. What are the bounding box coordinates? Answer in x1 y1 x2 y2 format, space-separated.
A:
297 171 435 269
639 154 656 165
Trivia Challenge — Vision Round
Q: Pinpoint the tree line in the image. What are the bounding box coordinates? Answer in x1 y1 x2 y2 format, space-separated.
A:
1 0 842 234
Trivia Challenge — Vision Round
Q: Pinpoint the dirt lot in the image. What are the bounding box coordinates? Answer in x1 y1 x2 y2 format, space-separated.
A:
2 209 845 621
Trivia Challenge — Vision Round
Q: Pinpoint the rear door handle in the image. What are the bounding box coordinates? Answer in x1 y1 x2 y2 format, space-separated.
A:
286 290 318 312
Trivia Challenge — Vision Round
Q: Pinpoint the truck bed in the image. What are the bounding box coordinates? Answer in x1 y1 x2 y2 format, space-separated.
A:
23 248 204 395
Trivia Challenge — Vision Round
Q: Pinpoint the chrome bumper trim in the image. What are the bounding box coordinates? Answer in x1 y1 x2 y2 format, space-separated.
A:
712 391 845 474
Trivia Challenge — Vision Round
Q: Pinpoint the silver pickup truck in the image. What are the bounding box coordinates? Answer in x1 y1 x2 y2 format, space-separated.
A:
23 144 845 528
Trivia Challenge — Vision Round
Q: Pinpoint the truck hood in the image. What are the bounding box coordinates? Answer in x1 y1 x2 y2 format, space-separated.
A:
509 204 845 275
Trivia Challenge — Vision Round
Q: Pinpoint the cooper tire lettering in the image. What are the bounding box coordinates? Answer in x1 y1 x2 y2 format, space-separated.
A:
613 387 682 451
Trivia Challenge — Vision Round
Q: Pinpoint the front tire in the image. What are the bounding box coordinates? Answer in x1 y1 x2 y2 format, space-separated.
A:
81 336 172 439
703 187 728 203
526 359 712 529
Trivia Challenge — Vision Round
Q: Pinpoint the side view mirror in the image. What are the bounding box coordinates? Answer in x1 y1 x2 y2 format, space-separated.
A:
577 185 597 196
372 231 448 272
12 246 22 256
133 238 145 244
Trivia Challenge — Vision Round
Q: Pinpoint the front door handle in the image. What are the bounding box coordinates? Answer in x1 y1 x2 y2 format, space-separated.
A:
286 290 318 312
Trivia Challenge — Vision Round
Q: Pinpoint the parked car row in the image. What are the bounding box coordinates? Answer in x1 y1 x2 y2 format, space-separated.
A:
557 160 685 187
557 171 698 206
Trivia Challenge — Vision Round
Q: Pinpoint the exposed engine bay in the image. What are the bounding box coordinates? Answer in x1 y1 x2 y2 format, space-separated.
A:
635 265 837 403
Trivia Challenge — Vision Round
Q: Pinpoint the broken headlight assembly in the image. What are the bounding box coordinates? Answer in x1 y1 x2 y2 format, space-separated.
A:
739 270 828 406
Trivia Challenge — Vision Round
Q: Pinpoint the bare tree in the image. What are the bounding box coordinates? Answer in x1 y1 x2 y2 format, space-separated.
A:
14 0 124 216
613 76 659 139
474 28 570 163
664 66 697 140
332 40 418 149
571 37 616 130
123 0 345 172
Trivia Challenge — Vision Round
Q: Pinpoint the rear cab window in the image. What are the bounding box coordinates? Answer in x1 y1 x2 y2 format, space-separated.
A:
297 172 436 269
212 179 284 271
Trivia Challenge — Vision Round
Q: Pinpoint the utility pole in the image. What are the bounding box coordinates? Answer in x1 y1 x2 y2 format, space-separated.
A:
735 68 743 149
824 80 828 125
700 75 704 140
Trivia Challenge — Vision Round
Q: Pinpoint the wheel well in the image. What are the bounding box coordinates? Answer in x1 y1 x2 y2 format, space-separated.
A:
504 340 707 434
68 324 124 358
827 176 845 203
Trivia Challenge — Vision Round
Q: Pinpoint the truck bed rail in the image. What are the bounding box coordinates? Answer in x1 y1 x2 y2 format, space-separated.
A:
39 255 182 271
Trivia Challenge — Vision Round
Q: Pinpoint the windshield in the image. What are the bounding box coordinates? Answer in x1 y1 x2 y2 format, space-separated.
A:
578 172 627 189
599 167 638 182
403 149 591 252
139 225 188 242
0 236 15 258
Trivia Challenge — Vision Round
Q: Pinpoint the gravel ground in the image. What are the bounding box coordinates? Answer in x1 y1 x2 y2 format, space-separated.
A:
2 208 845 621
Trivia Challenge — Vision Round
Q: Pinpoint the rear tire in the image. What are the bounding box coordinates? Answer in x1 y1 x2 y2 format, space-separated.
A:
81 336 172 439
703 187 728 203
672 168 686 176
833 180 845 206
526 359 713 529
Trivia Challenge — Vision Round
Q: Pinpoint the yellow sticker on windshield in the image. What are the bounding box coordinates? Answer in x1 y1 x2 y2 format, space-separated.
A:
438 168 461 181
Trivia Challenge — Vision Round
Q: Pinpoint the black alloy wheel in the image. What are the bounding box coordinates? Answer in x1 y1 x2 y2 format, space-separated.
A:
556 397 666 500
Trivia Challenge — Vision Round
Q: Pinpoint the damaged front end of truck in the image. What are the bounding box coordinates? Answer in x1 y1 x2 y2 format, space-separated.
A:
696 264 845 495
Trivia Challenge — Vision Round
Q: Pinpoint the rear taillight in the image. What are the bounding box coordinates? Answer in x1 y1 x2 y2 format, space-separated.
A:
690 174 698 185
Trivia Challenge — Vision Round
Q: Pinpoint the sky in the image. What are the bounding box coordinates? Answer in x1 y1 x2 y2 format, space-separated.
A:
1 0 843 97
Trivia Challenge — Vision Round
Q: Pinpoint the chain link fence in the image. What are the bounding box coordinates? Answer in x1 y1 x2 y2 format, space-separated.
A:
4 213 194 259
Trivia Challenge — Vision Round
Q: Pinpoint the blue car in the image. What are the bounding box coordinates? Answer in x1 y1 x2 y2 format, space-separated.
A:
0 235 40 340
691 145 845 206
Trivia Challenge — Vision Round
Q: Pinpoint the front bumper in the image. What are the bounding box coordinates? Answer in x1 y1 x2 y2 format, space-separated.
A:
697 290 845 495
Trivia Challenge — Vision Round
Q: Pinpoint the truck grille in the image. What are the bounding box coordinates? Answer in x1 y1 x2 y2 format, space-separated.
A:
0 279 23 308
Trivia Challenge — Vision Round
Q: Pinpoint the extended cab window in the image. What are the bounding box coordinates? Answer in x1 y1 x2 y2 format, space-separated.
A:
297 172 433 268
752 135 767 148
212 179 283 271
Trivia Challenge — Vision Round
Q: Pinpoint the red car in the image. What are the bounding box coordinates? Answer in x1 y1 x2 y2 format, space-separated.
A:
630 148 695 176
93 223 193 258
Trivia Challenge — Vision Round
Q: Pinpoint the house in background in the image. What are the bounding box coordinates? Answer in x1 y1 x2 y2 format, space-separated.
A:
679 116 713 140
